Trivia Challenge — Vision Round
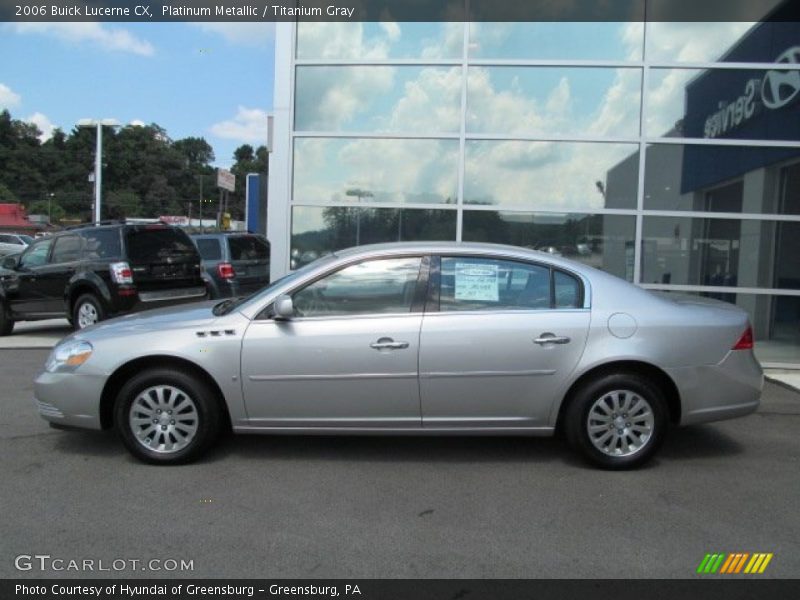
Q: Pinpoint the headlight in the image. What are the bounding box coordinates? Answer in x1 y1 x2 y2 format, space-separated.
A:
45 340 93 373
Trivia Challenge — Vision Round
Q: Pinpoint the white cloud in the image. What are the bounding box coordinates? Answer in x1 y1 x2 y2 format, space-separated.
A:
379 22 401 43
646 22 754 63
191 22 274 48
7 22 154 56
129 119 146 127
26 112 56 142
210 106 271 144
0 83 21 109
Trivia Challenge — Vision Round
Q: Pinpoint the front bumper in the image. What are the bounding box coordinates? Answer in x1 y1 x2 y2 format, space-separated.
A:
668 349 764 426
33 368 107 430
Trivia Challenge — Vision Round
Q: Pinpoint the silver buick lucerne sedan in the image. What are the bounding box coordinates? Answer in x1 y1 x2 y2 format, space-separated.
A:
34 242 763 469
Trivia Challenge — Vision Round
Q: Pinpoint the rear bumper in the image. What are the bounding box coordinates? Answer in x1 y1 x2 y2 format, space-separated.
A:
667 350 764 426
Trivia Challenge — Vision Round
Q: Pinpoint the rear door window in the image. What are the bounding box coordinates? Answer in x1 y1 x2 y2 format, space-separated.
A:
439 256 552 311
125 227 197 263
228 236 269 260
51 235 83 263
196 238 222 261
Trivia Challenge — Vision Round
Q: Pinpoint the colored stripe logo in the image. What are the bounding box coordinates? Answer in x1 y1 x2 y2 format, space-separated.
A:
697 553 773 574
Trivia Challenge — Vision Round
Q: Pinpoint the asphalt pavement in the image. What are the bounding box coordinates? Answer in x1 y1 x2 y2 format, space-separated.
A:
1 349 799 579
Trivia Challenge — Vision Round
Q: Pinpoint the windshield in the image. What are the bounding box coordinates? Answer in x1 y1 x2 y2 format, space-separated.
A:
19 235 34 244
213 253 336 316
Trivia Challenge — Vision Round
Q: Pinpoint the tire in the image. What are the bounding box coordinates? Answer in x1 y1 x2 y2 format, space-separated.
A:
564 372 668 470
114 368 221 465
0 301 14 336
72 293 105 330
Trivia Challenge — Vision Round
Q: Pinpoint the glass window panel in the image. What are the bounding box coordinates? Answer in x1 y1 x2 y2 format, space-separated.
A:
439 257 552 312
195 239 222 261
297 22 463 59
469 22 643 61
645 20 796 63
465 140 639 210
295 66 462 133
554 270 582 308
20 238 53 268
656 291 800 365
462 211 635 282
293 138 458 205
80 229 121 259
291 206 456 268
292 257 422 317
466 67 642 137
643 145 800 212
646 68 800 140
51 235 82 263
642 216 800 289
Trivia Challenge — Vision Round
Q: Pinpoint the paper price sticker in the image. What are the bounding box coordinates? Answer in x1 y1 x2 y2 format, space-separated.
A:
455 262 499 302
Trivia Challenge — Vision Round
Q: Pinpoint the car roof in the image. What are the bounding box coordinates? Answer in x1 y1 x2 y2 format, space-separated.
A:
331 241 586 271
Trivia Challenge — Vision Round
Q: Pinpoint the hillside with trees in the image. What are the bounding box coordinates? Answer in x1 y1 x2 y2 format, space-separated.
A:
0 109 267 224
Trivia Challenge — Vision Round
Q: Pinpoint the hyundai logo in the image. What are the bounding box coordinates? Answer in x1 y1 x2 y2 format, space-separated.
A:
761 46 800 110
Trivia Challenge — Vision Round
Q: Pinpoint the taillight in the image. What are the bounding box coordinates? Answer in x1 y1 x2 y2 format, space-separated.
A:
217 262 236 279
110 261 134 285
732 326 754 350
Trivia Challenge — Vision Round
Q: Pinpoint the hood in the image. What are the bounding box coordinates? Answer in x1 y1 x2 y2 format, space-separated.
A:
76 300 222 340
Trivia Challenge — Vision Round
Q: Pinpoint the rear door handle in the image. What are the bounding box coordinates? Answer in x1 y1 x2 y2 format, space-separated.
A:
370 337 410 350
534 334 571 345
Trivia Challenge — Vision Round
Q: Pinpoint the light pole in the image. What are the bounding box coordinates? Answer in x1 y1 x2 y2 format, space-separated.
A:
77 118 120 222
345 188 373 246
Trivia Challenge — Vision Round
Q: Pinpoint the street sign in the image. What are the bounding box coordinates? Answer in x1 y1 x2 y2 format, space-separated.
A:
217 168 235 192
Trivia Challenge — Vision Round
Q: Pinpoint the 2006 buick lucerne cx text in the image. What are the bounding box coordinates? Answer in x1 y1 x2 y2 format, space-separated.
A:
33 242 763 469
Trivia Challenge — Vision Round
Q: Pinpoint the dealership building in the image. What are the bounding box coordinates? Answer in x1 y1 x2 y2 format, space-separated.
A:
267 5 800 366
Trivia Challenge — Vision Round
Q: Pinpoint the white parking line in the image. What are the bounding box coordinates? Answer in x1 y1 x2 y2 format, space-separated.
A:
0 319 72 349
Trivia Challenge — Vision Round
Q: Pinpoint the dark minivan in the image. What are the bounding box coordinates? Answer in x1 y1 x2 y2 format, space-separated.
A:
191 232 270 299
0 222 207 335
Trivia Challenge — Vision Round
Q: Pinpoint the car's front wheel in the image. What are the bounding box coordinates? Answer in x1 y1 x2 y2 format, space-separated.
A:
564 372 668 470
114 368 221 465
0 301 14 336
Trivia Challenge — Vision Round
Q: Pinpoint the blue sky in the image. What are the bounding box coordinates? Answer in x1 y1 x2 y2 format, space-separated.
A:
0 22 275 168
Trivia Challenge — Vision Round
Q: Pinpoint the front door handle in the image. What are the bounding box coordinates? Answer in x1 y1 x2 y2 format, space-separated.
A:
534 333 571 345
370 337 410 351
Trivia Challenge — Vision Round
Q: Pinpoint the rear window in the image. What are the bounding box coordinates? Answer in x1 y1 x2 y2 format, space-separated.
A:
228 235 269 261
195 238 222 261
125 227 197 263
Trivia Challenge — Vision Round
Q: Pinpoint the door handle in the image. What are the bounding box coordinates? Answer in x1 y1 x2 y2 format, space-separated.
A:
534 333 571 345
370 337 410 350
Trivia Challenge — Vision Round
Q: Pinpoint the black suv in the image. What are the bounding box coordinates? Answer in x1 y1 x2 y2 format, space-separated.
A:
0 222 207 335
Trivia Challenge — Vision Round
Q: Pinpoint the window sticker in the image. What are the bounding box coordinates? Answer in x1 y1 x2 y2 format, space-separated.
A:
454 262 499 302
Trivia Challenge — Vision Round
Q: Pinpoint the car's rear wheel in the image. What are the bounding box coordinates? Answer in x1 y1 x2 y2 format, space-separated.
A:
72 293 105 330
564 372 668 470
114 368 221 465
0 301 14 336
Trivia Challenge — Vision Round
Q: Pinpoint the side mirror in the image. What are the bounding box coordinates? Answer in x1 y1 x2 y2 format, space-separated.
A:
273 294 294 320
2 255 18 270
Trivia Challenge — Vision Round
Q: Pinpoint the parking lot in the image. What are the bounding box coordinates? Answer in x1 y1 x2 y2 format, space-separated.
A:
1 347 799 579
